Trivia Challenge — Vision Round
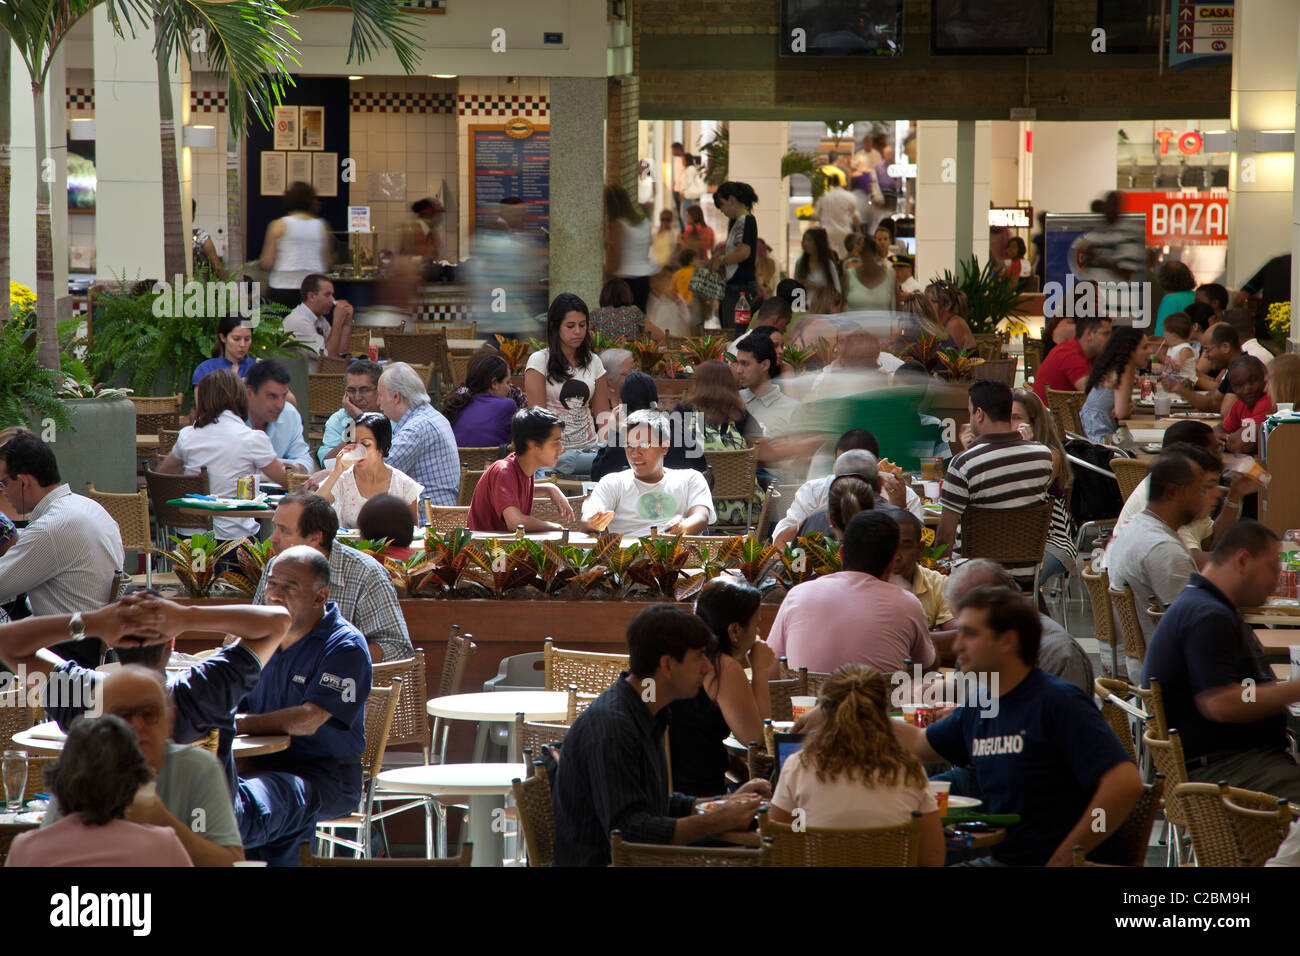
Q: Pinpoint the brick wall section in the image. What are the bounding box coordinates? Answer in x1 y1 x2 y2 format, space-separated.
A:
607 74 639 194
634 0 1231 120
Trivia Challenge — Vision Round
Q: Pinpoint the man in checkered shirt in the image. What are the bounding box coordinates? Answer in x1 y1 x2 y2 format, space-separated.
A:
376 362 460 514
253 491 412 663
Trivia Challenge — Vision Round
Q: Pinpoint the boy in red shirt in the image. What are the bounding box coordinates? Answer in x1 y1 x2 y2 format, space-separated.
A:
468 407 573 533
1215 355 1273 455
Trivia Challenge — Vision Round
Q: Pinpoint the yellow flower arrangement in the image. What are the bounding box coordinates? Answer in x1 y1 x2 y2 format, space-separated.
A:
10 282 35 316
1267 301 1290 341
795 204 813 221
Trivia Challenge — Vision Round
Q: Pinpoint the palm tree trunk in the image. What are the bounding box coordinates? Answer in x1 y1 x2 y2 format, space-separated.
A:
157 25 184 280
0 42 11 321
32 81 57 370
225 97 241 278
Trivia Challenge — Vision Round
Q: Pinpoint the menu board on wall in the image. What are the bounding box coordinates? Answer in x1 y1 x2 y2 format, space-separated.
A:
469 123 549 234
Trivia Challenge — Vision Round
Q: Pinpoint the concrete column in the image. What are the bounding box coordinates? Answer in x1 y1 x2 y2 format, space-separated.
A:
549 76 606 306
914 120 990 282
9 42 68 303
1030 122 1119 221
954 120 974 268
728 121 788 290
93 9 181 281
1227 0 1299 292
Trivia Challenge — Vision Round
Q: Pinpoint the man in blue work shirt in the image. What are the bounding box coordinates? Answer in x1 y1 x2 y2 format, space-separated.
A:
236 545 372 866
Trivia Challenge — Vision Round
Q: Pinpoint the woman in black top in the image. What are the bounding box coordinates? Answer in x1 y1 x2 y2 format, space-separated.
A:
709 181 759 333
668 579 776 797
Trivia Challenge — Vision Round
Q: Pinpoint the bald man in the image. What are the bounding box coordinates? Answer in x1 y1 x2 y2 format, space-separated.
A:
40 667 245 866
235 546 372 866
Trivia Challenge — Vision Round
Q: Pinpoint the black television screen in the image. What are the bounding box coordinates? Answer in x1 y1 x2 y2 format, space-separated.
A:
1095 0 1161 54
779 0 904 57
931 0 1053 55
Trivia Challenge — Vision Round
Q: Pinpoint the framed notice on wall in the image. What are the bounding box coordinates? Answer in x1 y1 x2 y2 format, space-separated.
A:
273 106 299 150
260 151 286 196
469 121 549 235
313 152 338 197
300 107 325 150
287 152 312 185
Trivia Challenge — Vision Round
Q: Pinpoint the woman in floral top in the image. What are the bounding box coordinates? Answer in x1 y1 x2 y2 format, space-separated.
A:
589 279 664 342
673 360 768 527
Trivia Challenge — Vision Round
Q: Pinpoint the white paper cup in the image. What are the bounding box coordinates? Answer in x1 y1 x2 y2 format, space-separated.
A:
923 481 941 501
790 696 817 721
930 780 951 814
1278 403 1295 416
901 704 918 725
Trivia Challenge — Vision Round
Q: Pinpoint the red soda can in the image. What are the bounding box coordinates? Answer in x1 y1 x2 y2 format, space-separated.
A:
916 706 933 728
368 344 379 362
1141 379 1154 401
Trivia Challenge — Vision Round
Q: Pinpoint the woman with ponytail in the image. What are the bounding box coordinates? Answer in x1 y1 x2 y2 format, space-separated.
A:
667 578 777 797
768 663 945 864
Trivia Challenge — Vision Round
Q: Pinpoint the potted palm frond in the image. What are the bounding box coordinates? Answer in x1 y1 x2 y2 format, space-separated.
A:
939 256 1031 337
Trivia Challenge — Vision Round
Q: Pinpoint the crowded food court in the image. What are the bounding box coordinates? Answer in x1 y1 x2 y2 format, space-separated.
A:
2 0 1300 908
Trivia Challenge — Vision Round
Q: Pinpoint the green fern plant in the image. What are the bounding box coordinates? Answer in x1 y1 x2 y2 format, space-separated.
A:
0 317 70 430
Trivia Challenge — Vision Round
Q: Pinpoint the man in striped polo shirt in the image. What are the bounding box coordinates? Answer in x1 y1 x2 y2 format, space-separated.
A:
935 380 1054 590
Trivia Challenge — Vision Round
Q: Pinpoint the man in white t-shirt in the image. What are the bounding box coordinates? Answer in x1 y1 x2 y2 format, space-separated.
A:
582 411 715 538
814 184 859 262
283 274 354 373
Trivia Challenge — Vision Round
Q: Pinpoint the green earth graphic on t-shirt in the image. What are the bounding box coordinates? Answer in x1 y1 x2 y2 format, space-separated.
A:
636 490 678 522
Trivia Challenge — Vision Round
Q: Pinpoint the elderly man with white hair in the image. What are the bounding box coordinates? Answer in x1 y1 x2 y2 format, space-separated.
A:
377 361 459 512
600 347 636 409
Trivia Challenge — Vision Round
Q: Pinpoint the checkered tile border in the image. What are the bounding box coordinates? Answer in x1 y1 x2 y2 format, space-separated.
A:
190 90 227 113
411 303 470 322
351 92 456 113
400 0 445 7
457 94 549 118
66 88 93 111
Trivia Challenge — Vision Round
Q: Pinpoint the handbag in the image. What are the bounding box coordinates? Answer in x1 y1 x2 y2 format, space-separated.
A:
688 266 726 301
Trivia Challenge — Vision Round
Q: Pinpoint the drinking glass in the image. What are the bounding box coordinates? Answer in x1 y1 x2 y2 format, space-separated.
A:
2 750 28 812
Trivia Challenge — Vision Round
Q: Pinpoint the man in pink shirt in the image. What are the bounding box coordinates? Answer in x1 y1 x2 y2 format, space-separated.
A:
1032 315 1112 403
768 510 934 675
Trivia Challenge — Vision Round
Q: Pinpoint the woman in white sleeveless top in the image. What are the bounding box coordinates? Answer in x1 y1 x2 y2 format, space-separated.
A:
603 184 656 313
259 181 332 308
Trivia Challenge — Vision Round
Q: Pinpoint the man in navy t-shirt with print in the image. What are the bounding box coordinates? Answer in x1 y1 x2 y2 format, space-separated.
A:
892 586 1142 866
236 545 372 866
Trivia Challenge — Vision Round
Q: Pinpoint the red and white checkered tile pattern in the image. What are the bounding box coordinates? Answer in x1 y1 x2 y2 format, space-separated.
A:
456 94 549 118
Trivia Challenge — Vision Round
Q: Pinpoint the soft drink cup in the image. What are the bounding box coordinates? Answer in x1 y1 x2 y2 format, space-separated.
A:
930 781 951 815
917 705 934 728
790 696 817 722
923 481 941 501
901 704 917 725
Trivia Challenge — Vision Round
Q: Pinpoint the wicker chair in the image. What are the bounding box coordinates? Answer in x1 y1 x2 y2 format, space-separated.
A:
959 499 1054 605
284 471 311 493
1108 583 1148 677
314 680 401 857
23 757 55 802
425 503 471 532
1093 677 1151 764
454 445 507 472
144 466 213 541
299 841 473 867
799 666 832 697
1071 776 1166 867
1175 782 1297 866
0 688 40 751
187 727 221 755
86 482 161 589
511 765 555 866
1045 388 1085 438
1022 340 1042 382
1081 561 1117 676
543 638 628 698
1109 457 1150 503
457 467 486 507
443 322 477 339
767 676 801 722
348 326 375 356
531 494 584 527
511 712 572 764
759 810 923 866
978 358 1016 387
610 830 771 866
707 446 760 532
155 427 181 460
1142 693 1193 866
371 651 430 762
307 373 346 422
387 330 445 366
448 352 473 384
746 740 774 780
972 332 1007 362
317 355 350 374
130 394 182 436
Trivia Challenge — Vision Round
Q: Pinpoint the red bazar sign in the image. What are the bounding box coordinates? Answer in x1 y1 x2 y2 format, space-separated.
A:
1117 191 1229 247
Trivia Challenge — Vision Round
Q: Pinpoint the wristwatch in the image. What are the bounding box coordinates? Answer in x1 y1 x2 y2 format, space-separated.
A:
67 612 86 642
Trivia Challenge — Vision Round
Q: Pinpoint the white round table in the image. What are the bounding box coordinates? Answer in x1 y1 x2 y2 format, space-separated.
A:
12 721 289 758
375 763 525 867
428 691 571 763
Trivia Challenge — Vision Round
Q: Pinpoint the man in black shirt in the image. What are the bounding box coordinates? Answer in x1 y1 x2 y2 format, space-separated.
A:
551 605 769 866
1143 521 1300 802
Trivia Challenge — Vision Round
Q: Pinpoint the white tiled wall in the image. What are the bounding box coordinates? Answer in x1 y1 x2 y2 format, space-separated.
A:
348 76 459 259
188 72 231 261
66 68 95 271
